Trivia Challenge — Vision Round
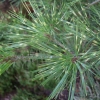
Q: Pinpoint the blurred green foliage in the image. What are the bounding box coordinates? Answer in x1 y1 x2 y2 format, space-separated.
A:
0 0 100 100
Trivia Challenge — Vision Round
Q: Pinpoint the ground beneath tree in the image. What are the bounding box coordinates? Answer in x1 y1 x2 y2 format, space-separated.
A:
0 91 16 100
0 87 69 100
